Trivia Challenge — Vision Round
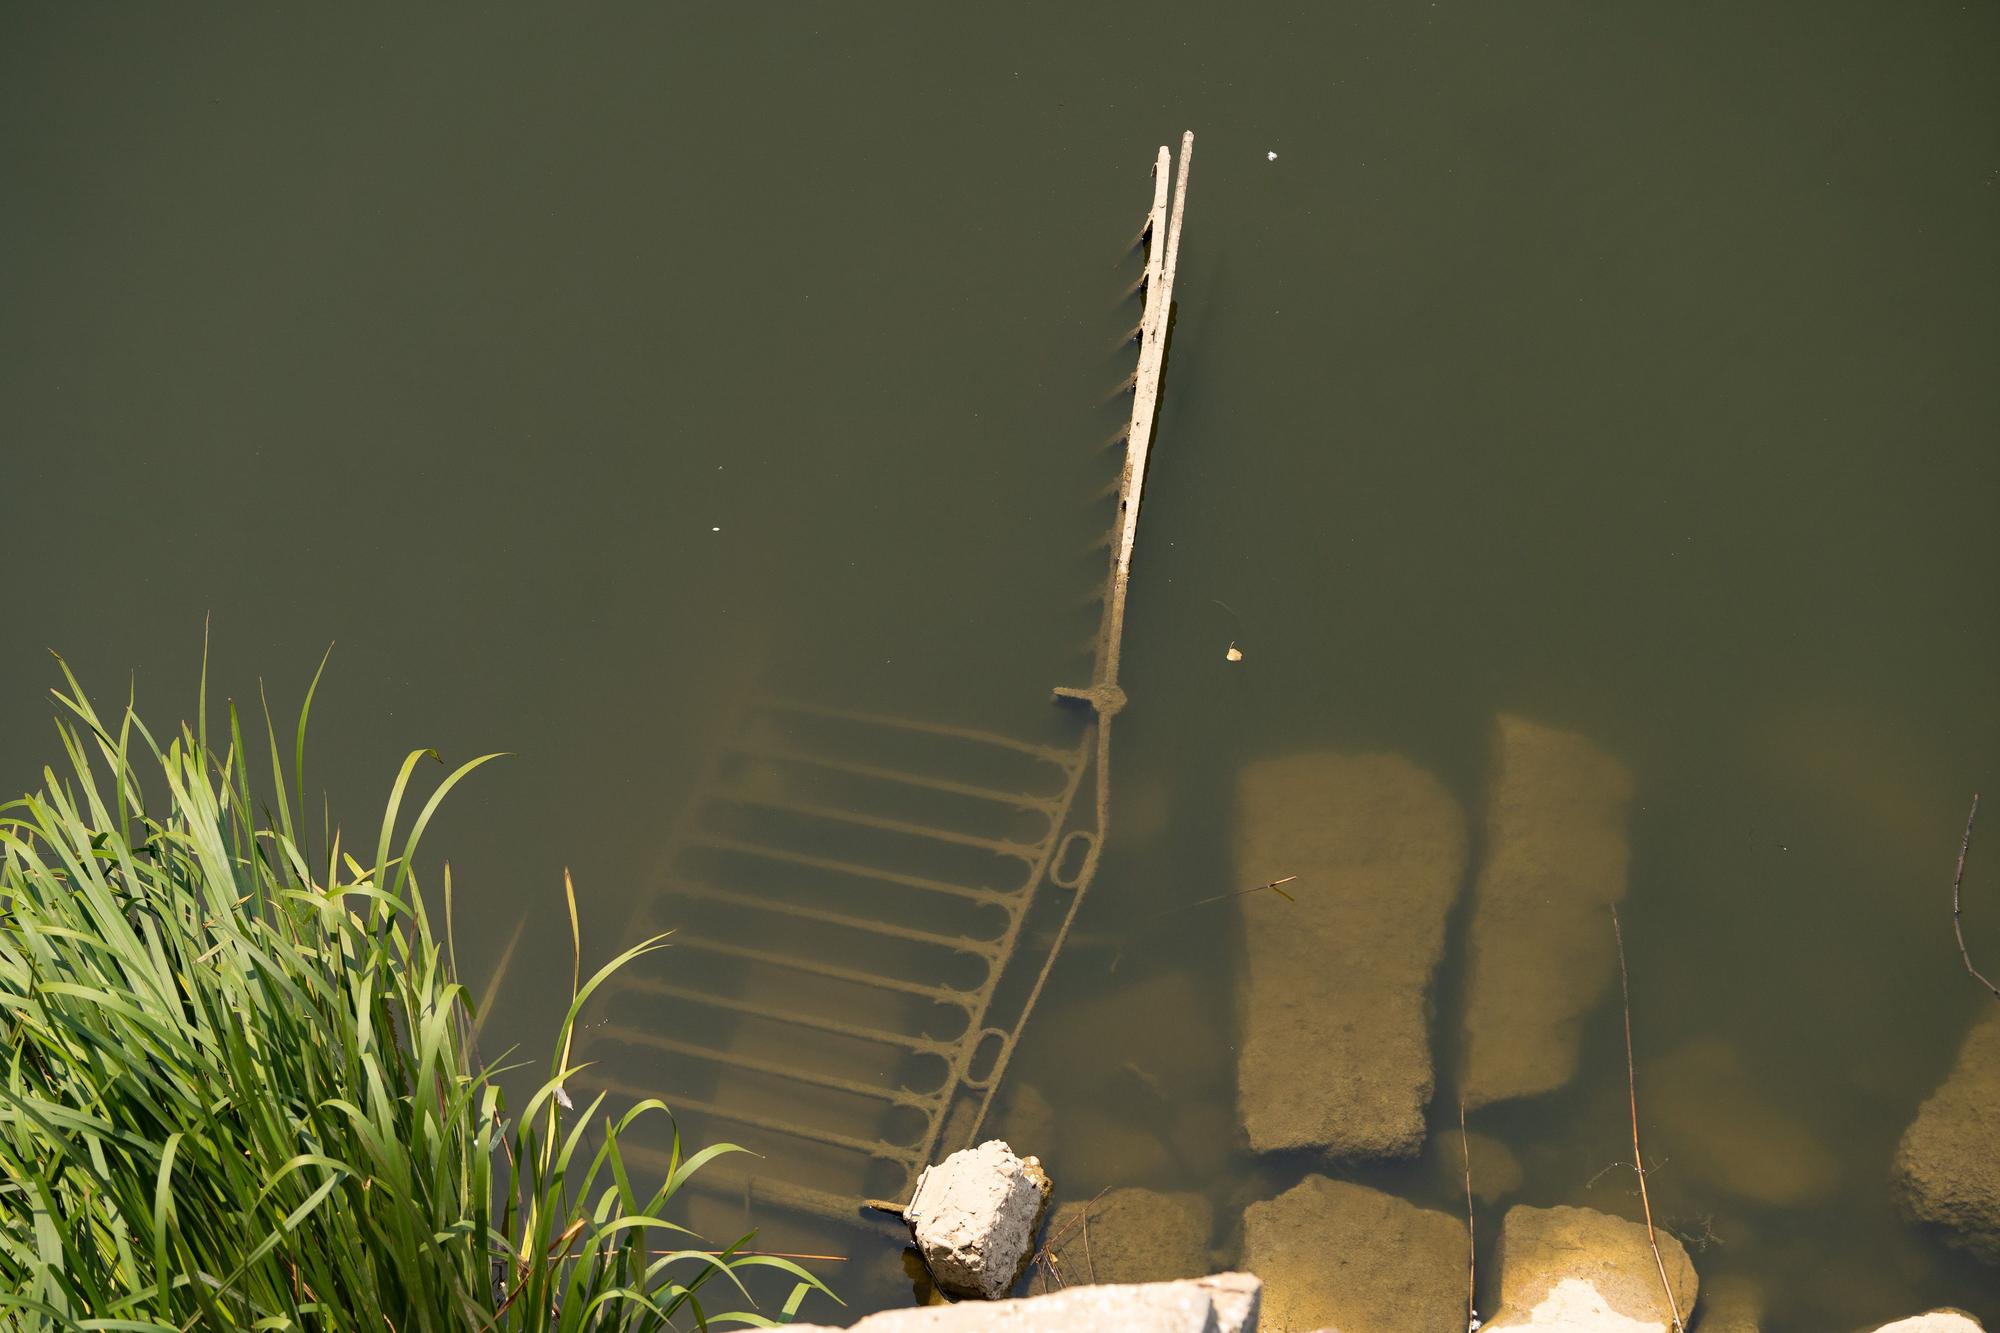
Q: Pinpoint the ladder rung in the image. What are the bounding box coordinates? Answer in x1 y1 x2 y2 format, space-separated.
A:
670 881 1000 954
671 935 974 1003
731 744 1065 811
683 836 1027 904
578 1077 921 1163
607 978 952 1055
709 790 1041 861
595 1025 938 1107
758 699 1082 766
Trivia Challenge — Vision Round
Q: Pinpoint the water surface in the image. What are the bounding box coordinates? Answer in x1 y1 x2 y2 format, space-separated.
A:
4 5 1997 1326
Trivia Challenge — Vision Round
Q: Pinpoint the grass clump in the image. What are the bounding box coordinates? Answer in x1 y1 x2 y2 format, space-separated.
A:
0 658 826 1330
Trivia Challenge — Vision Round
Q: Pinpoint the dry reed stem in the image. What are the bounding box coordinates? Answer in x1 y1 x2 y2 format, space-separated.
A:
1951 794 2000 999
1611 906 1684 1333
1030 1187 1109 1293
1458 1096 1477 1332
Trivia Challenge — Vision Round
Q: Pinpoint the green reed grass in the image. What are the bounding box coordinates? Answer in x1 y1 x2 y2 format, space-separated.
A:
0 658 827 1330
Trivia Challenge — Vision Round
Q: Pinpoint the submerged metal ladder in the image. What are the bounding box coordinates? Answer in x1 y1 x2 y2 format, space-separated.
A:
577 134 1194 1223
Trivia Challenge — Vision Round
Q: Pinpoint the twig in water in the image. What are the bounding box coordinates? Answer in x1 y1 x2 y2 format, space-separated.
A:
1951 795 2000 999
1611 907 1685 1333
1030 1187 1110 1293
1153 876 1297 920
1082 1201 1097 1285
1458 1097 1478 1332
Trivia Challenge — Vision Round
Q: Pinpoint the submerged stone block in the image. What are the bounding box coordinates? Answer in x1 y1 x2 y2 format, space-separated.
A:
1461 715 1635 1109
1696 1273 1765 1332
1424 1125 1524 1204
1484 1204 1697 1332
1045 1187 1213 1286
1240 1175 1464 1333
1234 752 1467 1160
1643 1040 1837 1206
1895 1007 2000 1261
905 1140 1051 1300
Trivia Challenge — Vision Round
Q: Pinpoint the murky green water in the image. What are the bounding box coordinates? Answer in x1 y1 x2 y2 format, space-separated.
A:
6 5 1998 1327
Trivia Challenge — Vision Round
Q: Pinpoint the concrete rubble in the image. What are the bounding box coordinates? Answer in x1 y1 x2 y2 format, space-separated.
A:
784 1273 1261 1332
1461 715 1635 1109
1234 751 1468 1159
1240 1174 1464 1333
1482 1204 1697 1332
1044 1187 1214 1286
905 1140 1052 1300
1895 1007 2000 1261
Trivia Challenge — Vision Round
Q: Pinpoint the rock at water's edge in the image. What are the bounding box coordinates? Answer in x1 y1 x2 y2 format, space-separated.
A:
905 1140 1051 1300
1870 1314 1986 1332
1241 1174 1464 1333
1895 1007 2000 1261
1483 1203 1696 1332
1461 715 1634 1109
784 1272 1261 1332
1235 751 1467 1159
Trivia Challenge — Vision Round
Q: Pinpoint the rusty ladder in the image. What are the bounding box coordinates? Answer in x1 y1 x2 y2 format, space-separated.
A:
576 133 1194 1224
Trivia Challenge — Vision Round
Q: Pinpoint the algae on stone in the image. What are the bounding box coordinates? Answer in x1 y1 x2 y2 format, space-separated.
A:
1234 752 1467 1159
1461 715 1635 1109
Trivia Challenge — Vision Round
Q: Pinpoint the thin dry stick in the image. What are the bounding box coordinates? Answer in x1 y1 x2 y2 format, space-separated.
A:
1031 1188 1109 1292
1951 794 2000 999
1152 875 1298 920
1458 1097 1477 1332
1611 907 1685 1333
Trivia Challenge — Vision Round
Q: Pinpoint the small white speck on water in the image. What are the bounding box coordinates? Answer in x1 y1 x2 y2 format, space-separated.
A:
1266 150 1278 161
711 526 721 532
